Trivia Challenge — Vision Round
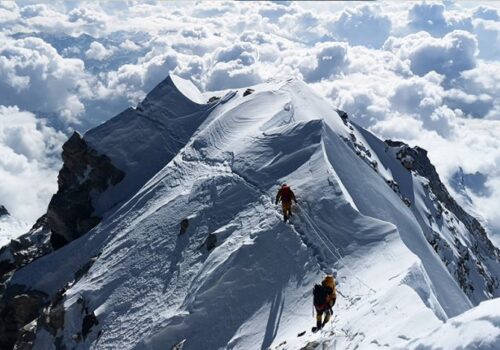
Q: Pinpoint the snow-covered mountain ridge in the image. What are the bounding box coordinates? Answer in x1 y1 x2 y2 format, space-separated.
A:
0 75 499 350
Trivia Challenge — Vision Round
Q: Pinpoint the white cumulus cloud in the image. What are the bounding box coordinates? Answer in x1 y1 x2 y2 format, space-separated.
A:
1 0 500 244
327 4 392 48
0 105 65 224
85 41 115 60
384 30 478 78
0 33 91 123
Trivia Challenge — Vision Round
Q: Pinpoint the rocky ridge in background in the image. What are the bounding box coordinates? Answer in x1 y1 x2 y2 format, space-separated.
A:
47 132 125 249
385 140 500 300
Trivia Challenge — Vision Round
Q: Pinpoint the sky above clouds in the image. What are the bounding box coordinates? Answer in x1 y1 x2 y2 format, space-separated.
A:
0 0 499 244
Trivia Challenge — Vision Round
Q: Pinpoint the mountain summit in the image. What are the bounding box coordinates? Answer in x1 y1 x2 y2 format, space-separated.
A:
0 75 499 350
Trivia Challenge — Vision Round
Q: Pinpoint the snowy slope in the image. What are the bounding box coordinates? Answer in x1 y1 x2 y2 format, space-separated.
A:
0 205 28 248
404 298 500 350
5 76 500 350
83 75 215 215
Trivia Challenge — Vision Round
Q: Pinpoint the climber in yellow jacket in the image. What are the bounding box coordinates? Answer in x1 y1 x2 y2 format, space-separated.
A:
312 274 337 332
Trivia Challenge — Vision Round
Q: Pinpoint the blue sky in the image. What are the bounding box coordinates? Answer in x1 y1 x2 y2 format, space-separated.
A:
0 0 499 244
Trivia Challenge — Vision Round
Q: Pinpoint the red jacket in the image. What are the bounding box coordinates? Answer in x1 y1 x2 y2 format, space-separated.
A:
276 185 296 204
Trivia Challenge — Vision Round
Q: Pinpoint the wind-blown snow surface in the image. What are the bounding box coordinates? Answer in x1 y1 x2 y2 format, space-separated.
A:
404 298 500 350
11 76 500 349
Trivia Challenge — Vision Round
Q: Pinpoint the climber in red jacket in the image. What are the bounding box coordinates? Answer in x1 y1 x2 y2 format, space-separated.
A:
275 183 297 222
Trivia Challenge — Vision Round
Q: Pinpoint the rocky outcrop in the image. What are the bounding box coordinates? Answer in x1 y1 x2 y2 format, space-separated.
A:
0 131 123 350
0 75 216 349
0 217 52 295
0 253 100 350
386 140 500 301
387 140 499 255
243 88 254 97
336 109 349 123
0 222 50 349
14 319 37 350
46 132 125 249
5 286 68 350
81 310 99 340
207 96 220 103
0 130 125 293
0 205 9 217
0 290 47 350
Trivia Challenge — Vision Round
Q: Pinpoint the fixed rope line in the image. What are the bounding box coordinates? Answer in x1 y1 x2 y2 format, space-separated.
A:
296 203 377 294
301 203 362 277
301 203 349 262
299 204 376 294
230 170 377 294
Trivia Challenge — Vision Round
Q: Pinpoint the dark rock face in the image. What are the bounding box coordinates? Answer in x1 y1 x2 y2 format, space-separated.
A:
0 254 100 350
81 311 98 340
243 88 254 97
205 233 217 251
0 205 9 217
0 291 47 350
0 131 124 349
7 286 68 350
0 222 51 349
46 300 65 336
207 96 220 103
14 319 37 350
336 109 349 122
179 218 189 236
46 132 125 249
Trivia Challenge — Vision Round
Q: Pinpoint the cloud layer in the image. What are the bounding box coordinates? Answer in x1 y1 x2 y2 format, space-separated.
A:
0 1 500 244
0 106 65 223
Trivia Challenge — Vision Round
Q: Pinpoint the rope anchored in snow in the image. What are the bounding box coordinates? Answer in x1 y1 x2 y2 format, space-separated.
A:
296 203 377 294
230 170 377 294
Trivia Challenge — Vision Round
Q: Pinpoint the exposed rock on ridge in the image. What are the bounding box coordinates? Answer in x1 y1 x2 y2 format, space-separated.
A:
386 140 500 302
47 132 125 249
0 206 9 217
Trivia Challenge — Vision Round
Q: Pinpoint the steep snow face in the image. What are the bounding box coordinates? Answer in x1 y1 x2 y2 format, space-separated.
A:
170 74 206 104
83 75 215 216
0 205 28 247
8 76 500 350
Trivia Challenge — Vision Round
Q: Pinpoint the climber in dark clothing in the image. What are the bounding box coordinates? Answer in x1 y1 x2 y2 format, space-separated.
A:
275 184 297 222
313 275 337 332
198 233 217 252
